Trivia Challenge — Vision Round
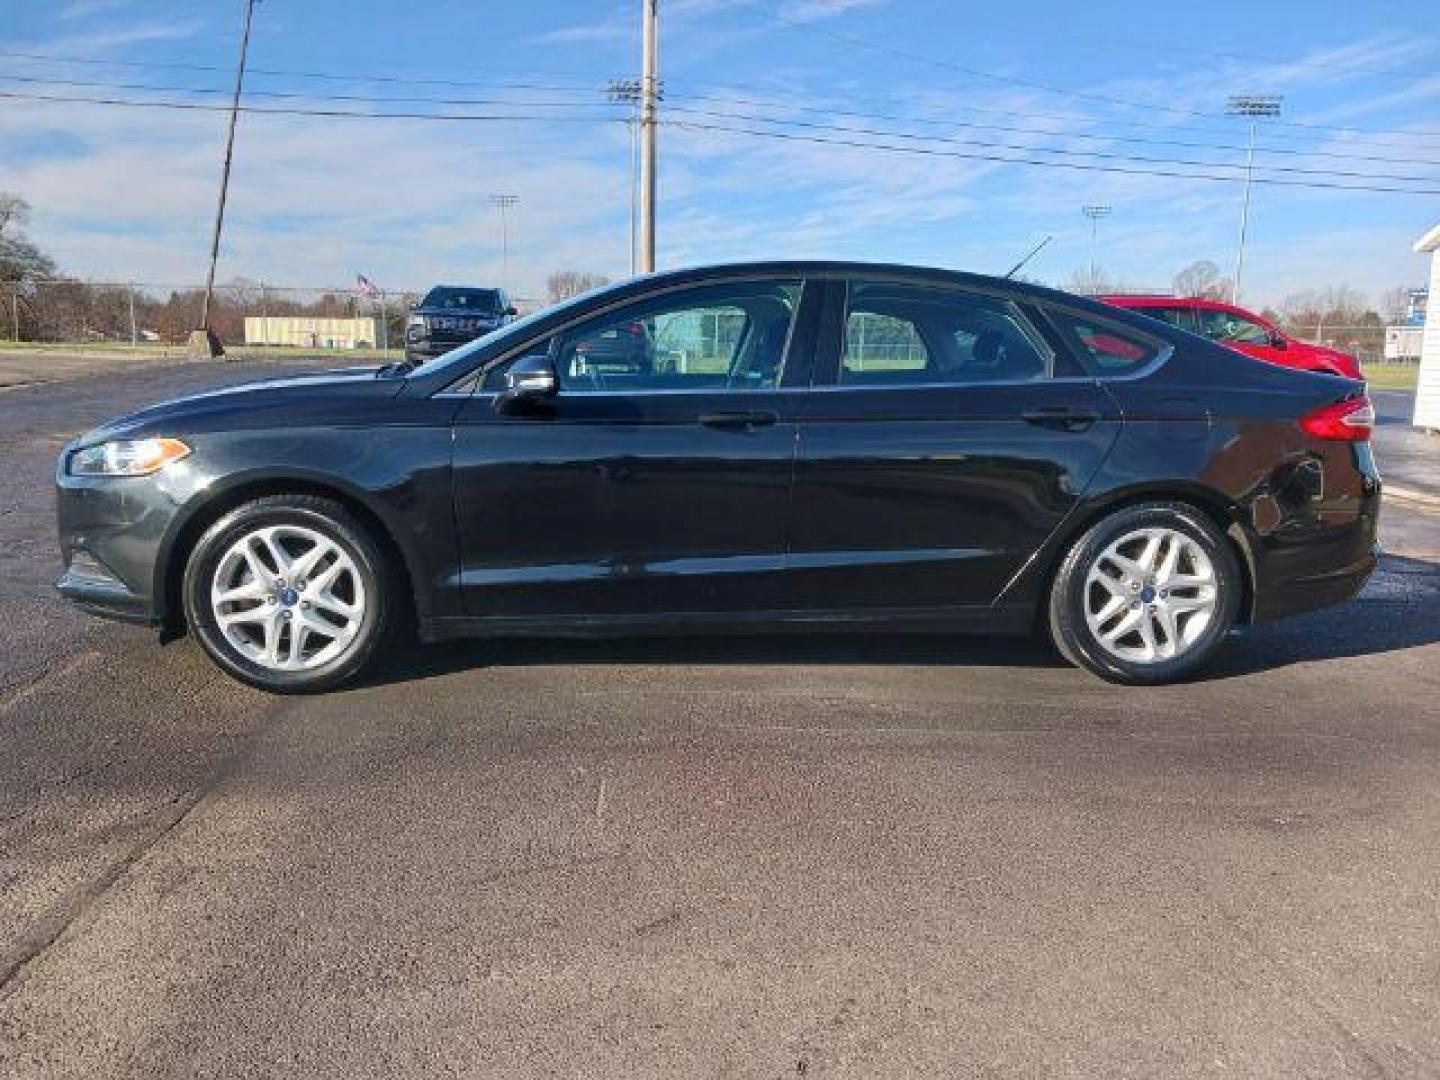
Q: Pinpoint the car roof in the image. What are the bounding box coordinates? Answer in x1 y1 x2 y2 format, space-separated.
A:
622 260 1153 319
1102 294 1253 314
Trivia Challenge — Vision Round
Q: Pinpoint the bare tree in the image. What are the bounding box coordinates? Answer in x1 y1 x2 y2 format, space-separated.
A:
546 270 610 305
0 191 56 288
1379 286 1411 325
1172 260 1232 300
1064 267 1119 296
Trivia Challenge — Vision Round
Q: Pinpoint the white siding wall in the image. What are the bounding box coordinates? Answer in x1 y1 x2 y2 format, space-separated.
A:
1416 248 1440 430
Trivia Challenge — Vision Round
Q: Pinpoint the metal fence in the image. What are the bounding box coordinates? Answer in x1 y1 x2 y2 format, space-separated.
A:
1 280 541 352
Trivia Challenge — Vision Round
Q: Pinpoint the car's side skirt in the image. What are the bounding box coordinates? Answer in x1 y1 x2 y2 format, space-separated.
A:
419 604 1034 643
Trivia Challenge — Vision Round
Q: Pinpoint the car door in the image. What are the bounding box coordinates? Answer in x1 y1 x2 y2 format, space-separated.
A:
786 278 1124 612
450 277 818 621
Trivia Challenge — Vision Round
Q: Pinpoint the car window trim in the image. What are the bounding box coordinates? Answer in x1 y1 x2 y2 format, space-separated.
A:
1035 302 1174 382
435 275 815 398
816 278 1059 389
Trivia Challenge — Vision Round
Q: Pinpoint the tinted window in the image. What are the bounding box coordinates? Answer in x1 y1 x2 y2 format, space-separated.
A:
1047 311 1163 375
1195 308 1271 345
422 287 503 313
551 280 802 393
1144 306 1198 333
840 282 1051 386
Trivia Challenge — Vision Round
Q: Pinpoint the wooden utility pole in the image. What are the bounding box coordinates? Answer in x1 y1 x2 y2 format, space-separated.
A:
639 0 658 273
193 0 257 358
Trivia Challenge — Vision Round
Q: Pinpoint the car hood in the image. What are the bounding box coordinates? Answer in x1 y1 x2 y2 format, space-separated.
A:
78 366 402 444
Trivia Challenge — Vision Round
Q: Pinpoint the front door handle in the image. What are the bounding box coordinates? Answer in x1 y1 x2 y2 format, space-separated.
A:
699 411 779 429
1022 406 1099 432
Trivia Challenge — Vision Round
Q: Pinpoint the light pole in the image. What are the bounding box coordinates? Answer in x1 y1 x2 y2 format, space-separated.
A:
194 0 257 360
488 194 519 293
1226 94 1282 305
1082 205 1111 293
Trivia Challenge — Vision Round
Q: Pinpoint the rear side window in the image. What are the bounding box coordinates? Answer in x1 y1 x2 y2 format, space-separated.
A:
839 282 1052 387
1046 310 1163 376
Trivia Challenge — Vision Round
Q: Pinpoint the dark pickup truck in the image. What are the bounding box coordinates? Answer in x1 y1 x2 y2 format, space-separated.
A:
404 285 517 364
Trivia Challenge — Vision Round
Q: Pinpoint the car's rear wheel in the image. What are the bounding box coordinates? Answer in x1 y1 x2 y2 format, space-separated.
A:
183 495 390 693
1048 502 1241 684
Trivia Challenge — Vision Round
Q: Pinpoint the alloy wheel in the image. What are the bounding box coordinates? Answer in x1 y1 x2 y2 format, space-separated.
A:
1082 525 1218 665
210 524 366 672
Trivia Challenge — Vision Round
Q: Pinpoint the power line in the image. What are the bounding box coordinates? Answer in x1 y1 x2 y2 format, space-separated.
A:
663 105 1440 184
667 119 1440 196
5 87 1437 195
6 70 1436 170
711 1 1440 142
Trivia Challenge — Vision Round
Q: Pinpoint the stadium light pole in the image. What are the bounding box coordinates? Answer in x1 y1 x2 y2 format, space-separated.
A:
194 0 257 360
489 194 519 293
1226 94 1282 305
1082 205 1111 292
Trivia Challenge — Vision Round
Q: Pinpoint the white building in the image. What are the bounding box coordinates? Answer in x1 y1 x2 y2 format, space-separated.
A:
244 316 378 350
1416 224 1440 431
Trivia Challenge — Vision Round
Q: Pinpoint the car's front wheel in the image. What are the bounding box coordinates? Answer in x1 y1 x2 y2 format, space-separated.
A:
183 495 390 693
1048 502 1241 684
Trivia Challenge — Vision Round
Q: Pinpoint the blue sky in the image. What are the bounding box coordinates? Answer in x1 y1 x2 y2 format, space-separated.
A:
1 0 1437 307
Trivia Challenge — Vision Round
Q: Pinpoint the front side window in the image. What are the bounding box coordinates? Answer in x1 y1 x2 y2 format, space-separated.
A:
839 282 1052 387
550 280 802 393
1195 308 1272 345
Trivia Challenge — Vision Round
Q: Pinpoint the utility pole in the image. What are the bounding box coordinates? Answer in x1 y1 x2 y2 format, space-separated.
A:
193 0 257 360
607 79 642 275
488 194 519 292
128 284 137 346
1081 205 1111 292
639 0 659 273
1226 94 1282 305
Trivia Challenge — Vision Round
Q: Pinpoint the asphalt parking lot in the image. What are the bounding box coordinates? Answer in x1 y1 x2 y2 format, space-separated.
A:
2 357 1438 1078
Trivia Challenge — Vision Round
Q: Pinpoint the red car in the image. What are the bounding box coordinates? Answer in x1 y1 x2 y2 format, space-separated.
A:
1101 295 1362 379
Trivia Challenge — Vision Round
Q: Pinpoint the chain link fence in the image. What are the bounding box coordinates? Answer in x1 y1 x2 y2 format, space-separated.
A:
1 280 542 354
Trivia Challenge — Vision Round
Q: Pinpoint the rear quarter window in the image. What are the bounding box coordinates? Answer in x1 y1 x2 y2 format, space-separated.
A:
1045 309 1165 377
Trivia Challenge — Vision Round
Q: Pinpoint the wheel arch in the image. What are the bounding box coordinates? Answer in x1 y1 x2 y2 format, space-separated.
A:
1011 482 1257 627
155 471 421 637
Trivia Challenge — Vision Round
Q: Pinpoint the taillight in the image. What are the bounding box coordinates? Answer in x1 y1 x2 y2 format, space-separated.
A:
1300 396 1373 442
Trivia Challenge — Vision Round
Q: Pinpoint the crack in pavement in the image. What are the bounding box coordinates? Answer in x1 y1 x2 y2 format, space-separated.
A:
0 695 295 1000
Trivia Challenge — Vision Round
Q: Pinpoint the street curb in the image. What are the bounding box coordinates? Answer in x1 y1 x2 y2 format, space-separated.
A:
1387 484 1440 511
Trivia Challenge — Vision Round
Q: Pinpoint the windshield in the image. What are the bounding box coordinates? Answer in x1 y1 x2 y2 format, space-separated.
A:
419 287 503 313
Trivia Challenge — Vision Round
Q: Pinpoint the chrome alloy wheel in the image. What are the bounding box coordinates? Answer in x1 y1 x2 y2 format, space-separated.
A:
209 524 365 672
1082 526 1218 665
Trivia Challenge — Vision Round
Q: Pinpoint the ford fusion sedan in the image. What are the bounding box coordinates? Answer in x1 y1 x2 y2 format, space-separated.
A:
404 285 517 365
56 262 1380 693
1103 294 1362 379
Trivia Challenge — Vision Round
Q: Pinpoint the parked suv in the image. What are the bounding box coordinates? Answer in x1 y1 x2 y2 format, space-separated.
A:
405 285 516 365
1102 295 1361 379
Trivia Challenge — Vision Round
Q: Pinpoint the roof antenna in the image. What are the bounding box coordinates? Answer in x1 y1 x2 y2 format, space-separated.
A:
1004 235 1053 279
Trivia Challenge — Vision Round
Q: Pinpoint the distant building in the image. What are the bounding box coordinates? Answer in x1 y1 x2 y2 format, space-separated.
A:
1406 287 1428 326
244 316 378 349
1414 225 1440 431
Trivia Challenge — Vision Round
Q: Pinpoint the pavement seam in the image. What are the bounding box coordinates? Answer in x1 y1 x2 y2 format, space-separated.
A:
0 693 296 1001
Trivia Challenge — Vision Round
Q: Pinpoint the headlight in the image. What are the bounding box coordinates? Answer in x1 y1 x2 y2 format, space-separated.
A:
68 437 191 477
406 315 426 329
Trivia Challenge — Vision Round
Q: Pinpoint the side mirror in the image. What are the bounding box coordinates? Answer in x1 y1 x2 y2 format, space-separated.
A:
496 353 557 411
1269 332 1288 350
505 305 518 317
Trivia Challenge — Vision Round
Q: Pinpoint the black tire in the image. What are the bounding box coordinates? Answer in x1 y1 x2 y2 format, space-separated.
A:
183 494 391 693
1047 501 1242 685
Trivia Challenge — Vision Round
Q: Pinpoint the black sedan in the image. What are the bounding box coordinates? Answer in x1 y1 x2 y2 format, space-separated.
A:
55 261 1380 692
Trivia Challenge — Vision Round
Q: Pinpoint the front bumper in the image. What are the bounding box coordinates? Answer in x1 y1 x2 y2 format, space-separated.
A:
55 457 184 626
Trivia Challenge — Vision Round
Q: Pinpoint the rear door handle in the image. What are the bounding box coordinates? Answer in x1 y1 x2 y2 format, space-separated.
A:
699 410 779 429
1021 406 1099 432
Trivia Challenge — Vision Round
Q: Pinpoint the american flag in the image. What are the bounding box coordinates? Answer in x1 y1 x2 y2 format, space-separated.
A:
355 274 381 300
